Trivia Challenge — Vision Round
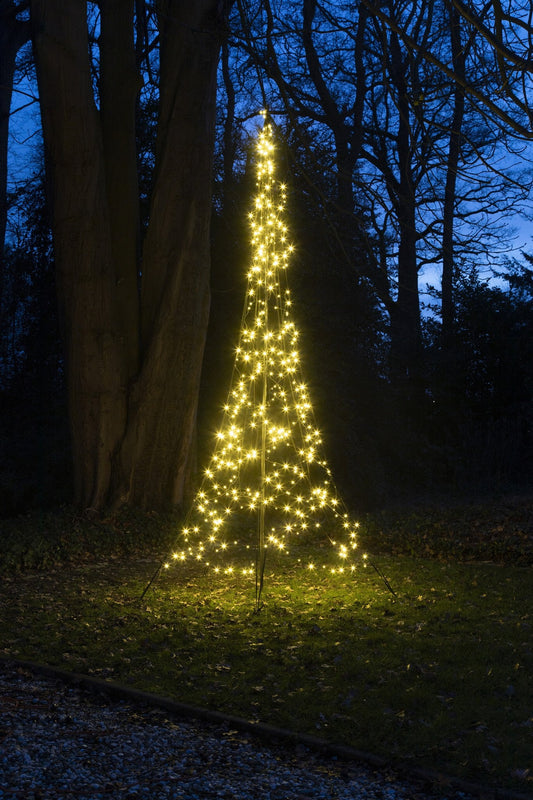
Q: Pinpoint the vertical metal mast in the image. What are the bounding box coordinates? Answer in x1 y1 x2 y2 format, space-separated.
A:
256 286 268 608
256 113 271 608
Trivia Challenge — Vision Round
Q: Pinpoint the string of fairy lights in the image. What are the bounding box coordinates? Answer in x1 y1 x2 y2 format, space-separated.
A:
159 114 367 600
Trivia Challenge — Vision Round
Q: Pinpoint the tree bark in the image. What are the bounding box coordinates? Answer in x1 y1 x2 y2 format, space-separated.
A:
30 0 229 511
116 0 223 508
31 0 127 510
99 0 140 380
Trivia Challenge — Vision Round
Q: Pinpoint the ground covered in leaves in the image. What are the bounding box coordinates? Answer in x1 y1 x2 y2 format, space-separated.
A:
0 495 532 796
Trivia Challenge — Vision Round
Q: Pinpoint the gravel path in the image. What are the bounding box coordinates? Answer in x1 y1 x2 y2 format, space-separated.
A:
0 662 477 800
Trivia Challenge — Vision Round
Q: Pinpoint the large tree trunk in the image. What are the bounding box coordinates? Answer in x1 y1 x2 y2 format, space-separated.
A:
114 0 223 509
99 0 140 381
31 0 127 510
31 0 228 512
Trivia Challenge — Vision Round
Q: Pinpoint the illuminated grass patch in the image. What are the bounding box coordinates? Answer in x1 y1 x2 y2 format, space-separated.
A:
0 537 531 796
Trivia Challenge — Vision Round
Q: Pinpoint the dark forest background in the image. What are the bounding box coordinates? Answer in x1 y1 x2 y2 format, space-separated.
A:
1 1 532 519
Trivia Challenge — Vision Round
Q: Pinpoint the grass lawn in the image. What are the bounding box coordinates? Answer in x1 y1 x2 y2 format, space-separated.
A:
0 498 532 795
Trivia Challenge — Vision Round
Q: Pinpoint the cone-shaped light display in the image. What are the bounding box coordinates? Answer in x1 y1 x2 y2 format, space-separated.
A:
164 115 362 602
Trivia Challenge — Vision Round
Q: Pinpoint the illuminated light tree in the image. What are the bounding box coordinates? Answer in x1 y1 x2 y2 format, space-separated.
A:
162 114 363 605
